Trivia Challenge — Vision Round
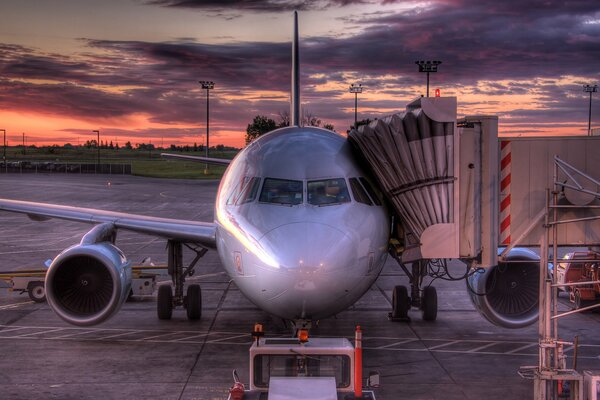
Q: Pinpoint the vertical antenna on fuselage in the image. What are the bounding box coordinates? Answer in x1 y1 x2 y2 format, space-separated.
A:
291 11 300 127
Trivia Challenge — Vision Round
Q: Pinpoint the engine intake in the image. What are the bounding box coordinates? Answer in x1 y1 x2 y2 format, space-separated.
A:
45 242 131 326
467 248 541 329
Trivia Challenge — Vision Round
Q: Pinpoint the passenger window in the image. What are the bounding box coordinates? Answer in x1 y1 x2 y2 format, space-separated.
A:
359 177 383 206
349 178 372 205
259 178 303 205
308 178 350 206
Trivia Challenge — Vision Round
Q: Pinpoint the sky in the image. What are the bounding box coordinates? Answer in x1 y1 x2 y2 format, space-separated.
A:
0 0 599 148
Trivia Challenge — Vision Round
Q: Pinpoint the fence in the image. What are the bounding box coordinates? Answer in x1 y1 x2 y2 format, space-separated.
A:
0 161 132 175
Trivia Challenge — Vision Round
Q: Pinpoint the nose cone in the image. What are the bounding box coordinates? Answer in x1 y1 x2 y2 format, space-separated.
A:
260 222 355 273
256 222 361 320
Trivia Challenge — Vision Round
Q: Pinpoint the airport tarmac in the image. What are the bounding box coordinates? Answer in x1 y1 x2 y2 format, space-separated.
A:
1 174 599 400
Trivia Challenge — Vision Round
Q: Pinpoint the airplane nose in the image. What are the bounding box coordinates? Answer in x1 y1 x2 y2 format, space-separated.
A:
259 222 355 273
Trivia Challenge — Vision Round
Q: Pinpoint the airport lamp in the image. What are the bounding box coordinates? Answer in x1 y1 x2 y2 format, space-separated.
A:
199 80 215 172
1 129 5 164
93 130 100 166
415 60 442 97
349 84 363 129
584 84 598 136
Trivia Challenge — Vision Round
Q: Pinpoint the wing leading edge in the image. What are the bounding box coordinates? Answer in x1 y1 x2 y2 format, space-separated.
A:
0 198 217 248
161 153 231 166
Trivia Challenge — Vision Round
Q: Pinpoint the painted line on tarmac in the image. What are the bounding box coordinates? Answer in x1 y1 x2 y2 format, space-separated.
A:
0 324 599 360
0 301 34 310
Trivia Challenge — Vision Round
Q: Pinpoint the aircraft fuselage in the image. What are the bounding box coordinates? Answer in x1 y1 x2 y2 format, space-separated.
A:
214 126 390 321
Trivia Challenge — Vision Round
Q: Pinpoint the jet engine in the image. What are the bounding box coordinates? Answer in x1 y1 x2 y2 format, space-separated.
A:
45 242 131 326
467 248 541 329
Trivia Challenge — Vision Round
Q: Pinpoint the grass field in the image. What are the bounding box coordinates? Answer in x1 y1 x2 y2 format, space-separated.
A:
1 146 238 179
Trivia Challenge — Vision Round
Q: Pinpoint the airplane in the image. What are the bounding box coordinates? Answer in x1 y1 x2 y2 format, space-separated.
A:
0 12 538 332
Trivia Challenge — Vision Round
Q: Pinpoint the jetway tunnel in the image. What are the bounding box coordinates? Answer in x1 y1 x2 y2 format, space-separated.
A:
348 96 600 328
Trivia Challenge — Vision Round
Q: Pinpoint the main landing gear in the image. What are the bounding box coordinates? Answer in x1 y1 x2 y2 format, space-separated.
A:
389 260 438 322
157 240 208 321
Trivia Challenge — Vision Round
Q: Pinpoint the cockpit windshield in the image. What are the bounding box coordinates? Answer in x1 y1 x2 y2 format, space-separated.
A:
259 178 303 205
308 178 350 206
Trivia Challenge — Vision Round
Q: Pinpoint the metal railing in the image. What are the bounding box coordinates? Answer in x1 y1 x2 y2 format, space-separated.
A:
0 161 131 175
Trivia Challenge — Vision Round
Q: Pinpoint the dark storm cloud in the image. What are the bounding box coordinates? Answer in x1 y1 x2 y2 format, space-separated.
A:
147 0 369 12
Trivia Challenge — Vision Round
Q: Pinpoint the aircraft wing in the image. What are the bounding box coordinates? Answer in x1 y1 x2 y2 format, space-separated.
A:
161 153 231 166
0 198 217 248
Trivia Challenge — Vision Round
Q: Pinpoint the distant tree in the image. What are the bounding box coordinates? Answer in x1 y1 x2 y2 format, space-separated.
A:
124 141 133 150
84 139 97 149
109 141 114 150
193 142 198 152
303 111 321 127
246 115 277 144
115 142 119 151
215 144 224 151
278 110 290 127
323 123 335 132
63 143 74 149
347 118 373 133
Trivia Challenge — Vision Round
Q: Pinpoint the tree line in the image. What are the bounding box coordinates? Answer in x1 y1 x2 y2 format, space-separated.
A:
245 111 335 144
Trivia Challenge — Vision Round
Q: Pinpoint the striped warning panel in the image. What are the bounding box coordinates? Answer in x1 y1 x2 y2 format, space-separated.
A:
500 140 511 245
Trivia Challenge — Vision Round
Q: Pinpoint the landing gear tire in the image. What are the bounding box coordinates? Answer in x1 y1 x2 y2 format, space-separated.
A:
157 285 173 320
185 284 202 320
421 286 438 321
574 290 590 310
28 282 46 303
391 285 411 320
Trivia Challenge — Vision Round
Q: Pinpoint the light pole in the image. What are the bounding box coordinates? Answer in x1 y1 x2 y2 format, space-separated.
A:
92 130 100 167
583 84 598 136
415 60 442 97
199 80 214 172
1 129 5 164
349 84 363 129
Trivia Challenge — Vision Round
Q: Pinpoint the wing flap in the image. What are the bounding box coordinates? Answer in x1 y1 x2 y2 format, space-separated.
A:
0 199 216 248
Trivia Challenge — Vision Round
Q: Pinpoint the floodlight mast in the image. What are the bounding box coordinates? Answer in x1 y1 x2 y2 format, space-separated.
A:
349 84 363 129
583 84 598 136
92 130 100 167
1 129 5 164
199 80 215 171
415 60 442 97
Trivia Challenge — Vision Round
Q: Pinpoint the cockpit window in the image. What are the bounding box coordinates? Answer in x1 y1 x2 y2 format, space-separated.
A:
359 177 383 206
308 178 350 206
226 177 261 205
349 178 372 205
259 178 303 205
237 177 261 204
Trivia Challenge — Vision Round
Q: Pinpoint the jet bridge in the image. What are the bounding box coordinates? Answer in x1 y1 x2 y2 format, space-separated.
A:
349 97 600 327
348 97 502 269
349 97 600 267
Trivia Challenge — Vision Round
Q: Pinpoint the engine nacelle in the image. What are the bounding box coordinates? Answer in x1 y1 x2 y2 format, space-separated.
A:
467 248 541 329
45 242 131 326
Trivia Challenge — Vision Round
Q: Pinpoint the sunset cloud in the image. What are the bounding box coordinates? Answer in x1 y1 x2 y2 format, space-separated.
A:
0 0 598 146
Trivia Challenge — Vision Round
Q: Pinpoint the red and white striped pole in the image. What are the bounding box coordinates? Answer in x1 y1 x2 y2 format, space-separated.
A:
500 140 511 245
355 325 363 398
